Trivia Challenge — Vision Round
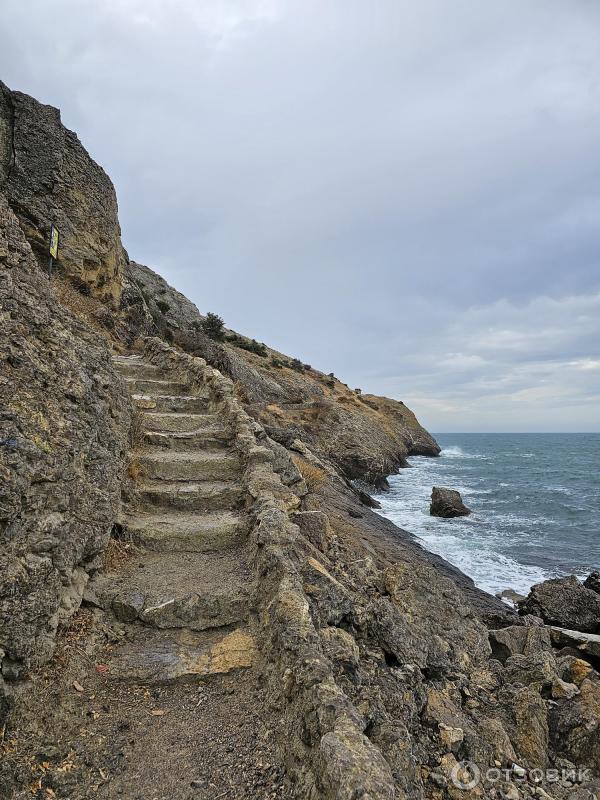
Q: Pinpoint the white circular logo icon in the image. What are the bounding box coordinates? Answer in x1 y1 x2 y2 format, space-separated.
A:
451 760 481 791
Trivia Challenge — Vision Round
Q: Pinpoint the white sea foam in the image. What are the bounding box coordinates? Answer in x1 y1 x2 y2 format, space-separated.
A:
440 446 465 457
374 445 555 596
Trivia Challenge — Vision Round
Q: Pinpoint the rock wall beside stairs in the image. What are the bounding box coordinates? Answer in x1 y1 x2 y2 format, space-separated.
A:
0 195 130 702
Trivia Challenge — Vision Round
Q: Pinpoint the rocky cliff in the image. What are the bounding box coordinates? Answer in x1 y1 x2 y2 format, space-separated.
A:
0 81 126 307
0 193 129 708
2 81 600 800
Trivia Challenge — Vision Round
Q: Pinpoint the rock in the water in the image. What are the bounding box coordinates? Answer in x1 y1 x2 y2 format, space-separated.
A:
430 486 471 518
583 571 600 595
496 588 527 607
519 576 600 634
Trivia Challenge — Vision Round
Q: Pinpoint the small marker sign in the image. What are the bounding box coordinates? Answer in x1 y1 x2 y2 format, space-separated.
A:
49 225 59 259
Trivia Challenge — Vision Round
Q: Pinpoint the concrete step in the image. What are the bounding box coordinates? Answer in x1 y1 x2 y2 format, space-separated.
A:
104 626 256 683
136 451 241 481
113 356 163 380
134 395 211 413
126 377 191 395
122 510 247 552
142 428 231 451
138 480 244 511
87 550 253 631
142 412 222 433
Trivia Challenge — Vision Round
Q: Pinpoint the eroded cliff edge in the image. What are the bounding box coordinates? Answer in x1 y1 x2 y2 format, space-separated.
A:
2 82 600 800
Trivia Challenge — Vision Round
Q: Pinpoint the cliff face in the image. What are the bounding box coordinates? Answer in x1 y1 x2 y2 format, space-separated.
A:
128 261 440 488
0 160 129 710
0 81 126 307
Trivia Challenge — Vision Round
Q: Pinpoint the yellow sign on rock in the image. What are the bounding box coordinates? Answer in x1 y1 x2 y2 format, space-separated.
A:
49 226 59 259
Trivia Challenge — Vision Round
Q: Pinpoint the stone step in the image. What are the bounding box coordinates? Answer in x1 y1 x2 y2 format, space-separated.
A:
142 412 222 433
113 357 163 379
104 626 256 683
122 510 247 552
143 428 231 452
134 395 211 414
138 480 244 511
126 377 191 395
87 550 253 631
136 451 241 482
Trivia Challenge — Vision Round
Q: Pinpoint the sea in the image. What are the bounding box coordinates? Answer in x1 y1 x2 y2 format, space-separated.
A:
373 433 600 598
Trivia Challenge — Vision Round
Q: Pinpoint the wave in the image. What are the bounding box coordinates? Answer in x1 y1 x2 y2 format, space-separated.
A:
415 530 549 596
375 433 599 596
440 446 465 457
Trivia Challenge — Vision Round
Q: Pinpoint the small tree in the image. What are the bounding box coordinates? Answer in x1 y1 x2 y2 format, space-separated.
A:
200 312 225 341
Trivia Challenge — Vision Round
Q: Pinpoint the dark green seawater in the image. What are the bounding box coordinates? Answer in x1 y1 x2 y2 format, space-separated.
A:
374 433 600 595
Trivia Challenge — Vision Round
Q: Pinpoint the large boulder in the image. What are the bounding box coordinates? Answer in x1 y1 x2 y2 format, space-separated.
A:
584 571 600 595
430 486 471 518
519 576 600 634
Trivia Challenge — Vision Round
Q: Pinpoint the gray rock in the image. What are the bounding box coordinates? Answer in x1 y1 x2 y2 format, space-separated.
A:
430 486 471 517
583 571 600 595
520 576 600 634
549 627 600 660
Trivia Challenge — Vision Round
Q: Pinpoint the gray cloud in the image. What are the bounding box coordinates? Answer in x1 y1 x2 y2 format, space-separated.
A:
1 0 599 431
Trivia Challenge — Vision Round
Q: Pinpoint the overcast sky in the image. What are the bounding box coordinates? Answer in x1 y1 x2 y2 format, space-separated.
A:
1 1 599 432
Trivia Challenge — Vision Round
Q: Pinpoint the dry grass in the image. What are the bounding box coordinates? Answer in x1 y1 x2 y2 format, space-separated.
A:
265 403 285 419
103 537 134 571
337 393 361 408
301 399 331 424
292 455 326 492
127 459 144 482
234 383 249 404
54 276 114 342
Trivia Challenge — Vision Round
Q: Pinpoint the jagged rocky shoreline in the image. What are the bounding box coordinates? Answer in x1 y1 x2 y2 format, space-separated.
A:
2 80 600 800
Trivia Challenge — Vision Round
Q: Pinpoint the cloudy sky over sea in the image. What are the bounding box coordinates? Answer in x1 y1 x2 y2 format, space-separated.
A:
1 1 599 431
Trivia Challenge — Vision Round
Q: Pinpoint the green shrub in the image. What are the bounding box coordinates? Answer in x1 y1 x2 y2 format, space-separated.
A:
200 312 226 341
155 299 170 314
290 358 305 373
226 333 267 357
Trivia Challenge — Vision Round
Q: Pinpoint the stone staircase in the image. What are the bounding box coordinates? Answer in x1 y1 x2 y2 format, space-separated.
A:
91 353 256 682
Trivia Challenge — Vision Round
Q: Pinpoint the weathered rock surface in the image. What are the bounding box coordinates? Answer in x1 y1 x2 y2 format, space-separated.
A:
584 571 600 595
0 195 129 689
430 486 472 517
0 81 126 305
519 576 600 634
550 627 600 661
